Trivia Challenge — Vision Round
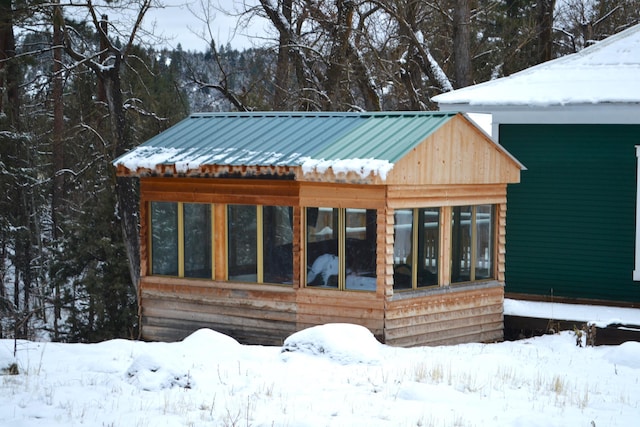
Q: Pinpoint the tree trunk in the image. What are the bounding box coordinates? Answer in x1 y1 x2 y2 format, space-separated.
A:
453 0 472 88
325 0 354 109
536 0 555 63
104 67 141 292
273 0 292 110
52 2 64 339
0 0 19 127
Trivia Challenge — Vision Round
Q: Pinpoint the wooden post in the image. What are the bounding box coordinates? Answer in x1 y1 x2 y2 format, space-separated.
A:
439 206 452 286
214 204 227 281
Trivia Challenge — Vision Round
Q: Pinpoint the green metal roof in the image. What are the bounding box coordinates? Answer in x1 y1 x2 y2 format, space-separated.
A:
113 111 458 173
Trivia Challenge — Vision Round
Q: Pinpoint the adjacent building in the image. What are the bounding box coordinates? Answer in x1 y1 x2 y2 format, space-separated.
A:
434 24 640 307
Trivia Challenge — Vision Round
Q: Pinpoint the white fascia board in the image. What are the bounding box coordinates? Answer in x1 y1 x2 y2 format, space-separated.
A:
439 103 640 125
439 103 640 141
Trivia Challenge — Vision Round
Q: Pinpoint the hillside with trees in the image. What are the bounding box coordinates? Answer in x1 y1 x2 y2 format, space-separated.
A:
0 0 637 342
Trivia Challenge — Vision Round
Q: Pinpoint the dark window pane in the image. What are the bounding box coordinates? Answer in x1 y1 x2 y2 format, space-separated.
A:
151 202 178 276
475 205 494 280
393 209 413 290
306 207 338 288
263 206 294 284
345 208 377 291
452 206 472 283
184 203 212 278
228 205 257 282
417 208 439 287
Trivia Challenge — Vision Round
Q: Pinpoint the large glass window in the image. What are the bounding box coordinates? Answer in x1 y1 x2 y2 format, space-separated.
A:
150 202 211 277
306 208 339 287
227 204 294 284
452 205 494 283
345 208 377 290
227 205 258 282
151 202 178 276
184 203 212 278
393 208 439 290
263 206 294 284
306 207 377 291
149 202 292 285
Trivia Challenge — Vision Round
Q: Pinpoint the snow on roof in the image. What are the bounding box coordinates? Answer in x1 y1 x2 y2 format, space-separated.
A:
433 24 640 107
113 111 457 180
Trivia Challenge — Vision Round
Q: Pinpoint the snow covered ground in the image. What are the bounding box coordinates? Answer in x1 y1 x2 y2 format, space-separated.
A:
1 303 639 427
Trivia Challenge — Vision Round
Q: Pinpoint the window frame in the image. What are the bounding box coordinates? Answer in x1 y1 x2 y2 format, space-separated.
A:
450 204 495 284
225 204 294 285
149 201 214 279
304 207 377 292
148 201 293 285
393 207 441 291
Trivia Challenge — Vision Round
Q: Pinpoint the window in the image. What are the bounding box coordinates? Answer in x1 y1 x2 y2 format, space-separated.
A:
393 208 439 290
227 205 294 284
263 206 294 284
149 202 292 285
451 205 494 283
306 207 377 291
151 202 179 276
184 203 212 278
150 202 211 277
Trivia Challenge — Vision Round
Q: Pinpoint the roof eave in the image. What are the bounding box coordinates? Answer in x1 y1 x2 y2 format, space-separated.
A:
115 163 389 184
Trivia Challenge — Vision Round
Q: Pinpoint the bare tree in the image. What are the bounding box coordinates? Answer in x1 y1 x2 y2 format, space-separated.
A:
0 0 20 125
273 0 292 109
60 0 160 294
555 0 639 53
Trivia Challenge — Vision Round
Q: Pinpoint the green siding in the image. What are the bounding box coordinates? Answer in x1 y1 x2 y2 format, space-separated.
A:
500 124 640 304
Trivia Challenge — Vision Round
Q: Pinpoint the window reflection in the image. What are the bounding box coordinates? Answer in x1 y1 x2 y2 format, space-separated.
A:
227 205 257 282
393 208 439 290
151 202 178 276
263 206 294 284
184 203 212 278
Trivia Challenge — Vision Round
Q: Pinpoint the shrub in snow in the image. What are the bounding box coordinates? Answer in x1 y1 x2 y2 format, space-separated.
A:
281 323 382 364
1 362 18 375
0 344 18 375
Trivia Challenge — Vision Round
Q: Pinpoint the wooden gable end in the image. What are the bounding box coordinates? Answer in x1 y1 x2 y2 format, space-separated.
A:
386 115 522 186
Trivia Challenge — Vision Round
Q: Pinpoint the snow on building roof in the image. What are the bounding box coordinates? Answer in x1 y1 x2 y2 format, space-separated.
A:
113 111 457 180
432 24 640 108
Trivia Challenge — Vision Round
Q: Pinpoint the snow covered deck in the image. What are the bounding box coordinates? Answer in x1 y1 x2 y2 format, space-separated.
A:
504 298 640 345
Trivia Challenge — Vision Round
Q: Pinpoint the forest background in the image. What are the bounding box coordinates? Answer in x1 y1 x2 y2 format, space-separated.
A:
0 0 637 343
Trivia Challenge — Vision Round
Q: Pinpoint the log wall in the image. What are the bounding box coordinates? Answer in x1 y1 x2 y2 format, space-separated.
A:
139 277 297 345
385 282 504 347
138 178 510 347
296 289 385 341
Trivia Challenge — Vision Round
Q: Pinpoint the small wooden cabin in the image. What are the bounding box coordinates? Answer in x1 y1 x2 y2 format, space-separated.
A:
114 111 523 346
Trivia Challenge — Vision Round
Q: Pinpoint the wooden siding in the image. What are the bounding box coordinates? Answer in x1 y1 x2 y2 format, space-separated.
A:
299 182 386 208
500 124 640 304
385 282 504 346
387 115 521 186
386 184 507 208
139 277 297 345
296 289 385 341
140 177 300 206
